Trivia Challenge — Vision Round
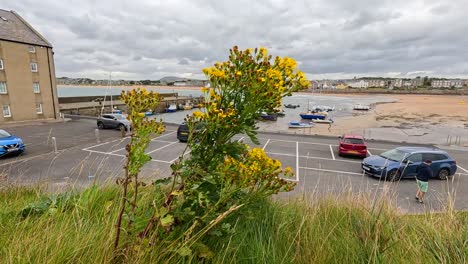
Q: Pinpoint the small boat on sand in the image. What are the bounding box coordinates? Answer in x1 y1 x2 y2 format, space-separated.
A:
289 121 314 128
312 119 334 124
284 104 300 109
260 112 278 121
299 111 328 120
353 104 370 110
310 105 335 112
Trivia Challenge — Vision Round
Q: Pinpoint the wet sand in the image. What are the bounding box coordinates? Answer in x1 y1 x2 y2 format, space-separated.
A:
279 94 468 146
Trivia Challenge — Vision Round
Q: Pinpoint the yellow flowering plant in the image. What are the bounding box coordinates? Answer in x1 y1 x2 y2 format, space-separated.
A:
117 48 309 260
114 88 165 251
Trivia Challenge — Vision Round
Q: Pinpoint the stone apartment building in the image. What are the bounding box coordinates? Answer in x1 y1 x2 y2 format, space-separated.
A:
0 10 58 123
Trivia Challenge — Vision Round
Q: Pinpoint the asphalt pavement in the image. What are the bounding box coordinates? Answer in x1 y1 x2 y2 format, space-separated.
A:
1 118 468 214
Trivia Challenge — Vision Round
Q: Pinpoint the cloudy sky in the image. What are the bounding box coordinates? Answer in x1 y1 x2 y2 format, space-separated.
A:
4 0 468 80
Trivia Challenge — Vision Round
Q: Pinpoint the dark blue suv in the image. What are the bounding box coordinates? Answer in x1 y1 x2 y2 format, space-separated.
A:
362 147 457 181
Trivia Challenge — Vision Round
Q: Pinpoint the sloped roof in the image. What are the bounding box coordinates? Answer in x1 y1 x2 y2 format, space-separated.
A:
0 9 52 47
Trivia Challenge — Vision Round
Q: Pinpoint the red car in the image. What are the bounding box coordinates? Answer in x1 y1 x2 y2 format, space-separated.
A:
338 134 367 158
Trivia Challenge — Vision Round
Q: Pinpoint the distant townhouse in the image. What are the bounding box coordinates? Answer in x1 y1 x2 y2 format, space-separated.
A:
393 79 403 88
309 80 318 89
347 80 368 88
411 77 423 87
431 79 464 88
0 10 58 123
335 82 348 89
367 79 386 88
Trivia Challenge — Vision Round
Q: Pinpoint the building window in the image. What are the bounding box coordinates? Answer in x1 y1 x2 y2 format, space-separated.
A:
30 63 38 72
0 82 7 94
28 46 36 53
3 105 11 117
33 82 40 93
36 103 43 114
0 59 3 70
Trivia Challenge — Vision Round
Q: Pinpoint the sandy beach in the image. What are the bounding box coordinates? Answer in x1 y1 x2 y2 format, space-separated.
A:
285 94 468 146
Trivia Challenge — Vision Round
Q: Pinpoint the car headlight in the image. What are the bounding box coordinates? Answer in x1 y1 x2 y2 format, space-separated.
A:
374 166 386 170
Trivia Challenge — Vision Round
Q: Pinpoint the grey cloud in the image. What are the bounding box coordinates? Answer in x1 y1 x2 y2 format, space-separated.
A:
3 0 468 79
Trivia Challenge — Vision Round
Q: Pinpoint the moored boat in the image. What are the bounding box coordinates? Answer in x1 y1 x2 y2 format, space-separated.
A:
166 104 177 113
288 121 314 128
299 111 328 120
312 119 334 124
260 112 278 121
284 104 300 109
310 105 335 112
353 104 370 110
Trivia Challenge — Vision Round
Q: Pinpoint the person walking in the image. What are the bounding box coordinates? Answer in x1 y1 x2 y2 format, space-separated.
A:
415 160 433 203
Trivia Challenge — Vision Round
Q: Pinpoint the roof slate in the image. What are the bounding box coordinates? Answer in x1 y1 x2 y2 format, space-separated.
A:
0 9 52 47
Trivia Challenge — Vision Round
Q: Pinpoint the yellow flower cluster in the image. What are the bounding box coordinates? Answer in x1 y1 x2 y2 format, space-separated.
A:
219 147 296 193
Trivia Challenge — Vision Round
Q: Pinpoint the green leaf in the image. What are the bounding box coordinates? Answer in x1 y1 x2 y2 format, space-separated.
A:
153 177 171 185
160 214 174 227
177 246 192 257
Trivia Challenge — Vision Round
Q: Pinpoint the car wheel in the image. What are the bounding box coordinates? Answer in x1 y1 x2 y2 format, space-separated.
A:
119 124 126 131
437 168 449 180
97 122 104 129
387 169 401 182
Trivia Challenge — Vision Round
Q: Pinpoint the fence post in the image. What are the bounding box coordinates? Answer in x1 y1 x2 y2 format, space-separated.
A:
51 137 58 153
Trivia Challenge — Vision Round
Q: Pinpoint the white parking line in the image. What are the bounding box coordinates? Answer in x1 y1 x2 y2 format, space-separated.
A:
110 148 125 154
457 165 468 174
367 149 372 156
299 166 364 176
146 142 178 155
295 142 300 182
170 149 191 163
85 149 172 164
329 145 335 160
265 152 362 164
258 137 387 151
263 139 271 150
151 131 176 141
85 149 125 158
237 137 245 142
82 137 129 151
152 140 178 144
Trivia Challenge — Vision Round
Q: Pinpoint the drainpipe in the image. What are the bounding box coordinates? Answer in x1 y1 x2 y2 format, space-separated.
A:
46 48 57 119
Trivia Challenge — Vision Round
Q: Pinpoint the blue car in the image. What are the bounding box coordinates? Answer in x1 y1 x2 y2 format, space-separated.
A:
362 147 457 181
0 129 25 157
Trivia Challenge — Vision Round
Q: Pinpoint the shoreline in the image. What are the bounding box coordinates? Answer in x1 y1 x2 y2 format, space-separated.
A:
58 84 203 91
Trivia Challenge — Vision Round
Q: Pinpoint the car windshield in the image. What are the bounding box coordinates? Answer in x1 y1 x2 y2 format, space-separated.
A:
379 149 408 162
0 129 11 138
344 138 364 144
113 114 125 120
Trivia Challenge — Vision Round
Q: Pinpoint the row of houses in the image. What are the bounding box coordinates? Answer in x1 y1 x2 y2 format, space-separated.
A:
311 78 468 90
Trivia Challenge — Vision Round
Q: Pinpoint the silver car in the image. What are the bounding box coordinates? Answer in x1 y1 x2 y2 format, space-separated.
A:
97 114 131 131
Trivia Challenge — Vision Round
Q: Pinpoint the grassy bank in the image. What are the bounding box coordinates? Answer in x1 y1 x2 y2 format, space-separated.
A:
0 186 466 263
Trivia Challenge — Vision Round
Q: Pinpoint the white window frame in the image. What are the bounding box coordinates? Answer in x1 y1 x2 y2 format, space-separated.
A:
28 46 36 53
36 103 43 114
33 82 40 93
30 63 38 72
0 59 3 70
0 82 7 94
3 105 11 118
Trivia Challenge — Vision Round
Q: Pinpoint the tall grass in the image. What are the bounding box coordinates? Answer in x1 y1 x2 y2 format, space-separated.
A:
0 186 466 263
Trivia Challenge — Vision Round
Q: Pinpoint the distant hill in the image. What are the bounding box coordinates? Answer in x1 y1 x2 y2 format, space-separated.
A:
159 76 189 83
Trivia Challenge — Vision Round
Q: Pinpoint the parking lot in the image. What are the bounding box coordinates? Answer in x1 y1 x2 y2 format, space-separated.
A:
1 118 468 213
